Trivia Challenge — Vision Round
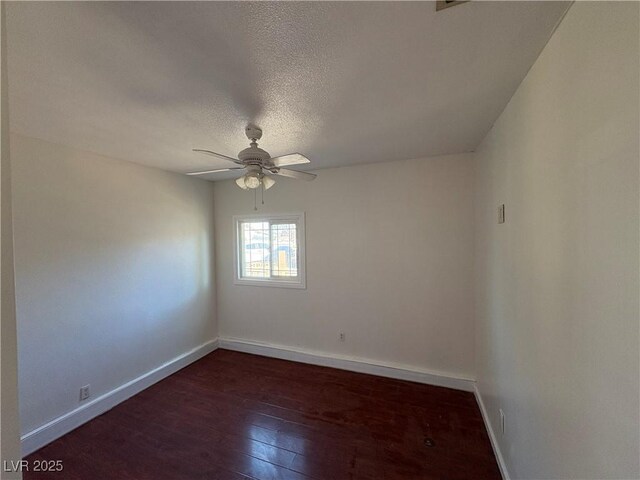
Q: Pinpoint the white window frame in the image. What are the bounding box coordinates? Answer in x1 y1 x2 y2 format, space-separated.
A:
233 213 306 289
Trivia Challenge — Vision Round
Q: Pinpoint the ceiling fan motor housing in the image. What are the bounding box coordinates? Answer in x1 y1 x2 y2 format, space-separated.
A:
245 164 262 175
238 145 271 163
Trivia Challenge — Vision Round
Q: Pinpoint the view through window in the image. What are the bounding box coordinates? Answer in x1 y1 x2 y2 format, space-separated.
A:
235 214 305 288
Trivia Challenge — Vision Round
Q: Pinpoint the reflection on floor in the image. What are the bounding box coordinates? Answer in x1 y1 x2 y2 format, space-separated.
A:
25 349 501 479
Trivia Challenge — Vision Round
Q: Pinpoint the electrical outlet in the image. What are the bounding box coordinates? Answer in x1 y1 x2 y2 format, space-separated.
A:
79 385 90 401
339 332 346 342
499 408 505 435
498 204 505 224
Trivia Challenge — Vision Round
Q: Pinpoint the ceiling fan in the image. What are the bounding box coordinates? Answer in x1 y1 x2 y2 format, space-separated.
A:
187 126 316 191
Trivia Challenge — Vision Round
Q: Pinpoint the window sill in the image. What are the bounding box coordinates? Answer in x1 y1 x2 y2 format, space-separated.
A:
234 278 306 289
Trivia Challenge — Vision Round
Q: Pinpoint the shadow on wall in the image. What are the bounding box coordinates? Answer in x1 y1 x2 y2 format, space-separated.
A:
11 134 217 435
16 226 214 432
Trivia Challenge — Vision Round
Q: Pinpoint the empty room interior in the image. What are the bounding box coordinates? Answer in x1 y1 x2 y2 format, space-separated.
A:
0 1 638 479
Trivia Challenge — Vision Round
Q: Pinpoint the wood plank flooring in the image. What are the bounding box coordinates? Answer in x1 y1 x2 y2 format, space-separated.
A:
24 349 501 479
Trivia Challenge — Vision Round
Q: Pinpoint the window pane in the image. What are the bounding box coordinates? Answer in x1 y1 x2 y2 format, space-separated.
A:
241 221 270 278
234 214 304 288
270 223 297 277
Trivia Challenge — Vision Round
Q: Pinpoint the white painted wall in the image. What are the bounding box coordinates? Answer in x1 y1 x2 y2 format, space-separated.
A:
474 2 639 479
214 154 475 380
1 3 22 478
11 134 217 436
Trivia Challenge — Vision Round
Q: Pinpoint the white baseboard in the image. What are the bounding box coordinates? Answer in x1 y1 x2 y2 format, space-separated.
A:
218 337 475 392
20 338 219 456
474 384 510 480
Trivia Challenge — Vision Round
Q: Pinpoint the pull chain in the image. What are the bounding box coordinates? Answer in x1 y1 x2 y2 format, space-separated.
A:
261 181 265 205
253 188 257 211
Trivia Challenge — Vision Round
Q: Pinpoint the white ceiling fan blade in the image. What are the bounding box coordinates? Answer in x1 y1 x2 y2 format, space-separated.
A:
273 168 317 181
192 149 244 165
270 153 310 167
186 167 244 176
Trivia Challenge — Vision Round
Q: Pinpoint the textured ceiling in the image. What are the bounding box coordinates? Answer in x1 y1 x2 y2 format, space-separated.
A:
7 1 569 178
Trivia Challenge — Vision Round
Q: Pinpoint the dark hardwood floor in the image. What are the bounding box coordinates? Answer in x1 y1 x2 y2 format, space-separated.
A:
24 349 501 480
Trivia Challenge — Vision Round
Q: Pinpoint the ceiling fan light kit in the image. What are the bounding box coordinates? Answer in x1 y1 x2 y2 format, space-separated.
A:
188 126 316 209
234 166 275 191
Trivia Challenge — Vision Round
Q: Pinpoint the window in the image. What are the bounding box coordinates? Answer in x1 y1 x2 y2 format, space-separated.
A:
234 213 306 289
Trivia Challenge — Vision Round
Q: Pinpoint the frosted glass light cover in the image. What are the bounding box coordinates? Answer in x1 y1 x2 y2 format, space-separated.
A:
262 176 276 190
235 176 249 190
244 175 261 189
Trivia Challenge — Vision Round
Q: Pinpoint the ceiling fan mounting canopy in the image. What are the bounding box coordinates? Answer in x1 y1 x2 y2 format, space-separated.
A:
245 126 263 141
